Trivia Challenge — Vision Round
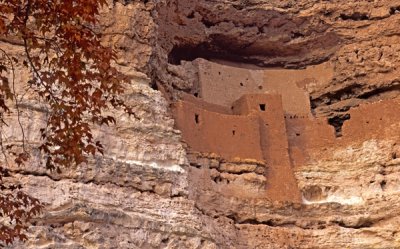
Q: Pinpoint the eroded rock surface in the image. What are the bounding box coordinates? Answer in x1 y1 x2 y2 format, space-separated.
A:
1 0 400 248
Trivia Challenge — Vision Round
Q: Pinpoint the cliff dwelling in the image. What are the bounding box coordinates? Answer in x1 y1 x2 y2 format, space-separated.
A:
172 59 400 203
4 1 400 248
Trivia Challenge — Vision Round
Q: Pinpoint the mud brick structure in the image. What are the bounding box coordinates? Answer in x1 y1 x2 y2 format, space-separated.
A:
173 59 400 204
197 59 334 117
173 93 301 202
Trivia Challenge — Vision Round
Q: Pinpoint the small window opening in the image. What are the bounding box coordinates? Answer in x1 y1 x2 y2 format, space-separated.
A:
232 130 236 135
195 114 199 124
240 82 244 87
194 92 199 97
328 114 351 138
296 133 300 136
259 104 266 111
258 85 263 90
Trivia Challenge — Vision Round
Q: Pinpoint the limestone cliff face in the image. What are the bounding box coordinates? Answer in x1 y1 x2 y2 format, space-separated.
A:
2 0 400 248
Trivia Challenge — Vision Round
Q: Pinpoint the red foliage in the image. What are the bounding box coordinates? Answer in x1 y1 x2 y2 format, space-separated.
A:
0 0 133 246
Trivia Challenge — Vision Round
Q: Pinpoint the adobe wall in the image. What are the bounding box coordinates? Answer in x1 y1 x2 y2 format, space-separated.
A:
172 100 264 161
180 92 232 115
174 71 399 203
232 94 290 164
342 97 400 142
286 118 336 150
174 61 400 204
173 94 302 202
286 97 400 167
197 59 333 117
286 117 336 167
232 94 301 202
198 60 264 107
173 94 290 162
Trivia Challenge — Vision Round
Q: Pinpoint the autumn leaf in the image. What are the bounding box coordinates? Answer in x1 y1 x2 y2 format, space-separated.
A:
0 0 136 246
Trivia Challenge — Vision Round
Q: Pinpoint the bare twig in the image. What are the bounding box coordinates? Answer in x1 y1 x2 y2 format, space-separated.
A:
0 130 10 167
0 47 27 153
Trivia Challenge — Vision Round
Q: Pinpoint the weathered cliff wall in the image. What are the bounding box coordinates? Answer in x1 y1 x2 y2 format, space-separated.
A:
1 0 400 248
153 0 400 248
